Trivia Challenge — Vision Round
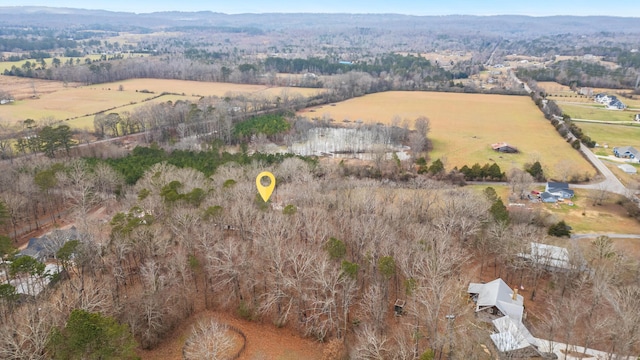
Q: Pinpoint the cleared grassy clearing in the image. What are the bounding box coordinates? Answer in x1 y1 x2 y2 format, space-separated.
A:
102 79 324 98
298 91 595 179
0 77 323 128
255 86 325 97
538 81 574 96
66 94 201 130
468 184 640 234
0 86 153 123
579 122 640 149
104 78 267 97
560 103 636 121
549 189 640 234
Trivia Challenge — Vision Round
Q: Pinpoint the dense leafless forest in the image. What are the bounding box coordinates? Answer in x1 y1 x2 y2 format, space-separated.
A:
1 6 640 360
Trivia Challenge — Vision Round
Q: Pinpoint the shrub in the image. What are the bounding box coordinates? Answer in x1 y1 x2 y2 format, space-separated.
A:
548 220 571 237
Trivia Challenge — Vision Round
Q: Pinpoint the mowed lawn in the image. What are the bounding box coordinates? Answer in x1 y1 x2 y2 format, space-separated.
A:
579 122 640 151
559 103 637 122
298 91 595 179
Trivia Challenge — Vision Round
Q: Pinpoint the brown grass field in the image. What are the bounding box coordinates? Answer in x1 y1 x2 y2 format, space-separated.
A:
66 94 201 130
298 91 596 180
0 77 324 127
107 78 325 98
0 76 82 100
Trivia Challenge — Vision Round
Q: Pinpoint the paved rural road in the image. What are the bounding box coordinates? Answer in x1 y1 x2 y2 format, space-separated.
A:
571 144 628 196
571 233 640 240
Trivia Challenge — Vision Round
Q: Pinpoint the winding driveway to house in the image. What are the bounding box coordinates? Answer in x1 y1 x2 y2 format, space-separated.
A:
571 144 628 196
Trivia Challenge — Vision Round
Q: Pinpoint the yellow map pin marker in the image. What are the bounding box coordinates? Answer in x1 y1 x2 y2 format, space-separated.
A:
256 171 276 202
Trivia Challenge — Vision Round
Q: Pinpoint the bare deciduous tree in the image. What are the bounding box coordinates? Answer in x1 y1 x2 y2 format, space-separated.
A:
183 319 234 360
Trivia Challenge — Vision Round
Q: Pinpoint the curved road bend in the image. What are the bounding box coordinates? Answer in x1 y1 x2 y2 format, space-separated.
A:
572 144 628 196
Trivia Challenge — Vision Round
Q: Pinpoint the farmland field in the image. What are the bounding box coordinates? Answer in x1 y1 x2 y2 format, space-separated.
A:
0 77 324 127
298 91 596 179
66 94 201 130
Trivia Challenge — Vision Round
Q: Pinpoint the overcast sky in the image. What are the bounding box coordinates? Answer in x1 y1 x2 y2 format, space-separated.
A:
1 0 640 17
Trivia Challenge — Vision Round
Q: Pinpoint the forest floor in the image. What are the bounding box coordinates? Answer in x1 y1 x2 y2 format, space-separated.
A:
138 310 326 360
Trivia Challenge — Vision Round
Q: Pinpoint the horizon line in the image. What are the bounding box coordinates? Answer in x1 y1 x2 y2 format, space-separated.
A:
2 5 639 18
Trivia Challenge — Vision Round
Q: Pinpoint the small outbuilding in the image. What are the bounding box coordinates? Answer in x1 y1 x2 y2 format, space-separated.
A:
491 142 518 153
518 242 571 270
619 164 637 174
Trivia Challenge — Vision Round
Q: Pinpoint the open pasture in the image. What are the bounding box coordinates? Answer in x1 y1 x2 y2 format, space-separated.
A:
560 103 637 122
548 189 640 234
579 122 640 150
0 76 80 100
103 78 324 98
66 93 201 130
0 86 154 124
0 77 323 128
298 91 595 179
538 81 575 96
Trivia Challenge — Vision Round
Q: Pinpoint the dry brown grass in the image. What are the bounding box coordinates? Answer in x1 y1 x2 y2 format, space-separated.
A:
0 86 152 124
0 77 323 128
299 91 595 179
0 76 80 100
139 310 324 360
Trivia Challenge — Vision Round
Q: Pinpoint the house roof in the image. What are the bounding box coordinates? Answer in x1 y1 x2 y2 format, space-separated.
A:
518 242 571 269
619 164 637 174
491 316 538 352
10 263 61 296
468 278 524 322
615 146 639 157
18 227 79 261
546 182 569 191
540 192 556 201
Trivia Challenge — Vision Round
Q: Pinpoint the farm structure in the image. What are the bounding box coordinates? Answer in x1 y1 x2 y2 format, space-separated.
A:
491 142 518 153
468 279 539 354
614 146 639 160
619 164 638 174
518 242 573 271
